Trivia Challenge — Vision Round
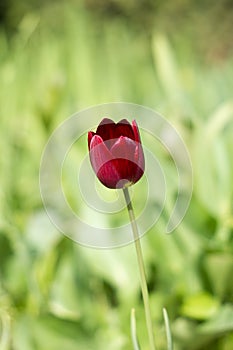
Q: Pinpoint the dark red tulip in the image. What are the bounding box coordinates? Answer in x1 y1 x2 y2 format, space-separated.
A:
88 118 145 189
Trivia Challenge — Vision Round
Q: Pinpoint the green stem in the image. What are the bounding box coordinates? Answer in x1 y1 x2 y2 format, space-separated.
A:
123 187 156 350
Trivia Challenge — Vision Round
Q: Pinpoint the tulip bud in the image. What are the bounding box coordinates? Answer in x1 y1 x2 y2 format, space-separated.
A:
88 118 145 189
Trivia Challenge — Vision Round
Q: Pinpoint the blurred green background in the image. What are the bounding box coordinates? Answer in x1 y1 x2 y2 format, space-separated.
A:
0 0 233 349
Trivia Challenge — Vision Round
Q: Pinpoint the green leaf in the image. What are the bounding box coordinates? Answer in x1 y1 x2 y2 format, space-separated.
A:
203 252 233 299
13 314 100 350
198 304 233 334
180 292 220 320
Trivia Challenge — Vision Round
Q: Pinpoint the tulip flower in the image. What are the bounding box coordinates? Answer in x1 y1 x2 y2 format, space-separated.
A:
88 118 158 350
88 118 145 189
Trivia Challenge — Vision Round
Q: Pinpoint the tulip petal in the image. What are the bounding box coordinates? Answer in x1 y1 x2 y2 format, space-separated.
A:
97 160 123 188
133 144 145 182
111 136 136 162
116 119 135 140
96 118 135 148
96 118 116 144
132 120 141 143
89 134 113 172
89 135 121 188
110 136 142 186
88 131 95 150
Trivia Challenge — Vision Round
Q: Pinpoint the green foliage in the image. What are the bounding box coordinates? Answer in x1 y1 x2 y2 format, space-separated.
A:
0 2 233 349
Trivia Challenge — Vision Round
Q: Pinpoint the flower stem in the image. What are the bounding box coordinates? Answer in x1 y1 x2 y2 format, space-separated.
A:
123 187 156 350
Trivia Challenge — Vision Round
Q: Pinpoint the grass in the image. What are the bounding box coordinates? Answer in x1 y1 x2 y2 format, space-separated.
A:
0 2 233 349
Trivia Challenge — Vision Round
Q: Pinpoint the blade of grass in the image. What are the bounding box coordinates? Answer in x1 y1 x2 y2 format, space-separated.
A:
163 308 173 350
131 308 141 350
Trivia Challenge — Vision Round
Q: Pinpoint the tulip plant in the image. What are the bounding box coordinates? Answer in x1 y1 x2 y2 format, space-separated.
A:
88 118 173 350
